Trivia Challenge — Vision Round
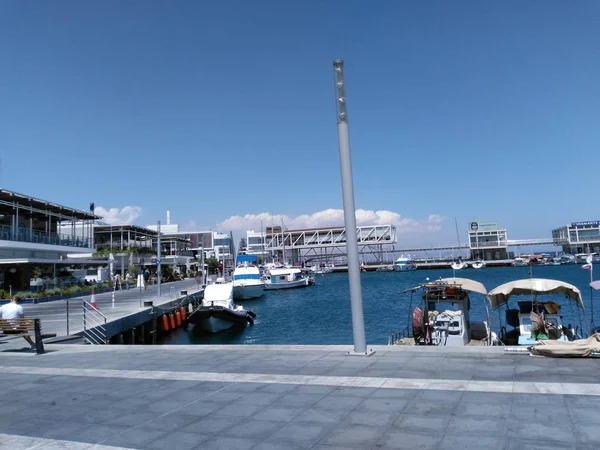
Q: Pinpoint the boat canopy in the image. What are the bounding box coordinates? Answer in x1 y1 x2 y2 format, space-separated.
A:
204 283 234 302
399 277 487 296
488 278 584 310
268 267 301 275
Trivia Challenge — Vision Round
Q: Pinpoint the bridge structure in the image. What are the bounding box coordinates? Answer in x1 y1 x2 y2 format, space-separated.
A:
254 225 556 265
394 238 556 254
261 224 397 264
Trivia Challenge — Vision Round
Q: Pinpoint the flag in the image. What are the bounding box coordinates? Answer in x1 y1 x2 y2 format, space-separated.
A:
583 253 594 271
582 263 592 271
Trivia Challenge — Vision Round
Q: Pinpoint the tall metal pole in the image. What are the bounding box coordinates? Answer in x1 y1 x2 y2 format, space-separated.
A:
333 59 370 355
157 221 161 298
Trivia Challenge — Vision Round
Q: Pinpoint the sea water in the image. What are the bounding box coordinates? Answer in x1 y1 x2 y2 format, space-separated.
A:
159 265 597 345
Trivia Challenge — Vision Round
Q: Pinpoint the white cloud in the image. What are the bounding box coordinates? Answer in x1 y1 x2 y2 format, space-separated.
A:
216 209 443 235
94 206 142 225
428 214 445 224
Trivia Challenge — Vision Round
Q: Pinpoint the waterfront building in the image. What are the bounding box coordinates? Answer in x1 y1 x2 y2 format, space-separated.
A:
468 220 509 261
0 188 99 292
552 221 600 254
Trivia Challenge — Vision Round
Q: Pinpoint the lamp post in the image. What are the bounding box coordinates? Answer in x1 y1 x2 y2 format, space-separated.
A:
139 257 144 307
333 59 372 356
157 221 161 298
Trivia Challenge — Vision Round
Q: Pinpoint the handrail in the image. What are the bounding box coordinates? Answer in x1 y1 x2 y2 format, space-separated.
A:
82 299 107 345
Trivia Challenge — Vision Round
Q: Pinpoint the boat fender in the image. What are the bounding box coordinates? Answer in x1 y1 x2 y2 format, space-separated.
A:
176 311 182 327
180 306 187 322
246 315 255 325
169 313 176 329
247 310 257 319
162 314 170 332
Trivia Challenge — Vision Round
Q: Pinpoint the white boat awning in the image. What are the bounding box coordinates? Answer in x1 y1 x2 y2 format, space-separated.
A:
399 277 487 296
488 278 584 310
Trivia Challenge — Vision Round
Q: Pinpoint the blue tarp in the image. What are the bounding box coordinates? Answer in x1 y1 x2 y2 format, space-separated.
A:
237 254 257 262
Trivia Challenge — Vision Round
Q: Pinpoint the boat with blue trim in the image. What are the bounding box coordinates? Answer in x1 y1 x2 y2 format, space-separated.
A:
233 254 264 300
394 255 417 272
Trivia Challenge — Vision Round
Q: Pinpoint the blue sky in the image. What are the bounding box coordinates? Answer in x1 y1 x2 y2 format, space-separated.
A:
1 1 599 245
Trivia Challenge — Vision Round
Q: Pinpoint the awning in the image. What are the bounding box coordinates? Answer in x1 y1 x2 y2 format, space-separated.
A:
488 278 583 310
399 277 487 296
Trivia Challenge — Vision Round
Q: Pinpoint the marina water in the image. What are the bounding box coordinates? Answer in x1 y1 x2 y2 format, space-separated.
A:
159 265 597 346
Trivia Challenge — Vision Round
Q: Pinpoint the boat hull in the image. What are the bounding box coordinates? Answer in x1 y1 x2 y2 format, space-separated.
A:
187 306 251 333
233 283 264 300
394 264 417 272
264 279 309 290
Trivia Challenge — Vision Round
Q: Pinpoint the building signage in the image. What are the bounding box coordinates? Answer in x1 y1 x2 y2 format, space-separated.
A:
469 221 498 232
571 221 600 227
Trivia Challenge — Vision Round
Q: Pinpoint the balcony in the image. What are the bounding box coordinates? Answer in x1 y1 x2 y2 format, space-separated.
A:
0 224 93 249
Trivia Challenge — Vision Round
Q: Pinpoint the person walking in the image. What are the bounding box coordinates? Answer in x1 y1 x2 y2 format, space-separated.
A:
0 297 35 349
143 268 150 290
125 271 131 290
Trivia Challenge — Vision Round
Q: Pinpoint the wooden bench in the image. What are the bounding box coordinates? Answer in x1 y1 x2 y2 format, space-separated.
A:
0 318 53 354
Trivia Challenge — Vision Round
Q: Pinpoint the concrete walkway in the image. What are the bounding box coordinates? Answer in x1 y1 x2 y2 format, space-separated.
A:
18 279 202 338
0 344 599 449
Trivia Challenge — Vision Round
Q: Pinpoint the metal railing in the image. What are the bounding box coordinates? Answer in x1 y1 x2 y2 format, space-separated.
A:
0 224 93 248
388 328 410 345
82 299 107 345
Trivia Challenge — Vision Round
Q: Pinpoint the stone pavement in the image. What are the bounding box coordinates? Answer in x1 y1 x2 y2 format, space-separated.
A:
0 344 599 449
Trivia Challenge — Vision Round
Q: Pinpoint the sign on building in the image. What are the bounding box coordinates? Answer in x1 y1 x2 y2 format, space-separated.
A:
469 221 499 232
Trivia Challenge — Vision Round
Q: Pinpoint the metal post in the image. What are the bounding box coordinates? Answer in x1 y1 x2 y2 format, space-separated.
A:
332 59 372 356
66 299 70 335
139 257 144 308
157 221 161 298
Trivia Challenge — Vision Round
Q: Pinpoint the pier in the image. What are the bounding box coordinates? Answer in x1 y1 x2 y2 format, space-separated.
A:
1 279 203 348
1 344 599 449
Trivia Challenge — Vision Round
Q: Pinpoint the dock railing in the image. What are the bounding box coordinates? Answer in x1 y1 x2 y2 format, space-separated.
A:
388 328 410 345
82 300 107 344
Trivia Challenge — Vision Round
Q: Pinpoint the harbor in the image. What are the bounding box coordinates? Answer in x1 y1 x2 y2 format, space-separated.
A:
2 3 600 449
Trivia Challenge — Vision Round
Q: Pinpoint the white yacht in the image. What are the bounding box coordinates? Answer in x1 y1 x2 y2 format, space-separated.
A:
310 263 334 274
394 255 417 272
513 257 527 267
232 255 264 300
471 260 485 269
264 267 313 290
187 283 256 333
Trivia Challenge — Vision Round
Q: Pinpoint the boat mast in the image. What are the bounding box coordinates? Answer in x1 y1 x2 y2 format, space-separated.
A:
281 218 286 265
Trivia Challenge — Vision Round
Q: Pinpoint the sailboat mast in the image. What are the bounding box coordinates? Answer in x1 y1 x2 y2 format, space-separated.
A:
454 218 461 259
281 219 286 264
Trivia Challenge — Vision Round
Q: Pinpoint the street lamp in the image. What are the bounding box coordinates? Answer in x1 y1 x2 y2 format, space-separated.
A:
333 59 371 356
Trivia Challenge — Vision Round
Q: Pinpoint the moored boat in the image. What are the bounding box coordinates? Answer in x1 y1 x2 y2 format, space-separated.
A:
187 283 256 333
233 255 264 300
264 267 313 290
394 255 417 272
390 277 491 346
488 278 586 345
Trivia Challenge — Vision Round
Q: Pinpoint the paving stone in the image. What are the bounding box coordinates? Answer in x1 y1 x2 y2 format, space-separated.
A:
145 431 212 450
221 418 284 439
252 406 305 423
355 397 408 413
507 418 576 444
446 416 507 437
393 413 450 433
270 393 325 408
439 434 505 450
199 435 260 450
505 438 577 450
319 424 386 448
213 402 266 418
268 422 331 446
378 431 441 449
